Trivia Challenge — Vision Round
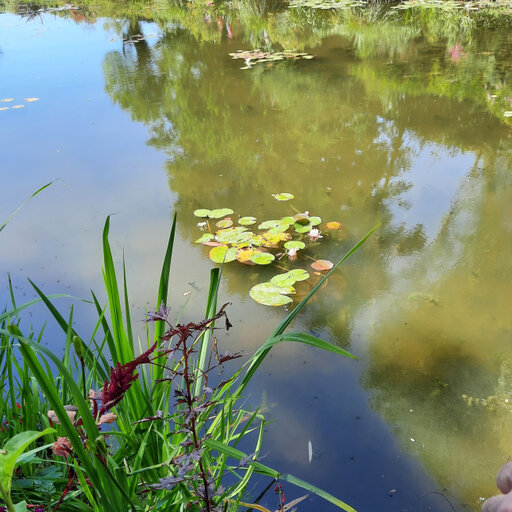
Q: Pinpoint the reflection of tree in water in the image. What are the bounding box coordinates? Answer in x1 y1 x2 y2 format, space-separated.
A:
103 18 512 509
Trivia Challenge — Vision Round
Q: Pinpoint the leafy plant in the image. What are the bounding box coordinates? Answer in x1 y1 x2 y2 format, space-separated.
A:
0 215 375 511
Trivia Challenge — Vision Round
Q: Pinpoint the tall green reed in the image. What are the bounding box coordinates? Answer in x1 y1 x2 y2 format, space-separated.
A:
0 215 376 512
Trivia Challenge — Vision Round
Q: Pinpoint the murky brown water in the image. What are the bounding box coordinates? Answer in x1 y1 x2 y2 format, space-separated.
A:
1 4 512 510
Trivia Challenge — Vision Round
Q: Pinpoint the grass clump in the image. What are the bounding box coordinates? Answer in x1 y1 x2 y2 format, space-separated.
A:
0 214 375 512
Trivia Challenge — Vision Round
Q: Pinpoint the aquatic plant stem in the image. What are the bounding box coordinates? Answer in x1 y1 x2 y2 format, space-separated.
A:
0 480 16 512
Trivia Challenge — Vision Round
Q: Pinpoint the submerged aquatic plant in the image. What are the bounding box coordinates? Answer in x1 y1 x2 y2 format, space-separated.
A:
193 193 346 306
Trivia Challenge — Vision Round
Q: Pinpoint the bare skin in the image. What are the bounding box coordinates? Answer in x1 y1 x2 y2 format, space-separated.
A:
483 463 512 512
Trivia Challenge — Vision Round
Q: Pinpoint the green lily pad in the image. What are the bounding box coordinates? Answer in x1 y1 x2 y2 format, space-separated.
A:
238 216 257 226
281 216 296 224
284 241 305 250
209 246 237 264
288 269 310 281
216 219 233 229
271 273 296 288
294 223 313 233
250 252 275 265
215 227 249 245
309 216 322 226
258 220 282 230
195 233 214 244
273 192 294 201
267 221 290 235
209 208 234 219
249 282 294 306
194 209 212 218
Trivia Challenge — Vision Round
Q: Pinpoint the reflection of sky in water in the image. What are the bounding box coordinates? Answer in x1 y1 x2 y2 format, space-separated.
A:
1 12 511 512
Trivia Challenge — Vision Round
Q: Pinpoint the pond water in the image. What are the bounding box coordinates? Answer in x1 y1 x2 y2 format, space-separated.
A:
1 3 512 511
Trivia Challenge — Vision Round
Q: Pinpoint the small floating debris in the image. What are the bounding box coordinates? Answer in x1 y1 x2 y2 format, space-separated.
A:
229 49 314 69
123 34 146 44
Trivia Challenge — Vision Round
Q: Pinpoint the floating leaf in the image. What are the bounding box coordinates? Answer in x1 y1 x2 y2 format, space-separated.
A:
249 282 294 306
288 269 310 281
284 241 305 250
236 248 255 263
311 259 334 271
250 252 275 265
326 221 342 230
24 98 39 102
273 192 294 201
271 273 296 288
209 246 237 263
238 216 257 226
267 221 290 234
209 208 234 219
216 219 233 229
194 209 212 218
262 232 291 247
309 216 321 226
281 216 295 224
215 227 249 245
294 214 310 225
294 223 312 234
195 233 214 244
203 241 225 247
258 219 282 230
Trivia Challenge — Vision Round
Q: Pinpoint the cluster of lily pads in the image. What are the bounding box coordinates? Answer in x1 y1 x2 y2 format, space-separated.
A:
193 194 343 306
229 50 314 70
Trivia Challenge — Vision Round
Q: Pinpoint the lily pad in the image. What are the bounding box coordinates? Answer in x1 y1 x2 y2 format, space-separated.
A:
194 209 212 218
284 241 306 250
216 219 233 229
238 216 257 226
311 259 334 271
258 219 282 230
267 221 290 234
326 221 342 230
273 192 294 201
215 227 249 245
249 282 294 306
195 233 214 244
250 252 275 265
236 248 255 263
209 208 234 219
294 223 313 234
271 273 296 288
309 216 322 226
281 216 296 224
288 269 310 281
209 246 237 264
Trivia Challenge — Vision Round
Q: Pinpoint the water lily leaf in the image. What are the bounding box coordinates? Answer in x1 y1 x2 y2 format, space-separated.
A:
236 248 255 263
288 269 310 281
209 246 237 263
326 221 342 230
262 232 291 247
271 273 296 288
195 233 214 244
249 282 294 306
273 192 294 201
250 252 275 265
309 216 321 226
267 221 290 234
210 208 234 219
284 241 305 250
238 216 257 226
215 227 248 245
311 259 334 271
194 209 212 218
294 213 310 223
294 223 312 233
258 220 282 230
203 241 225 247
216 219 233 229
281 216 296 224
